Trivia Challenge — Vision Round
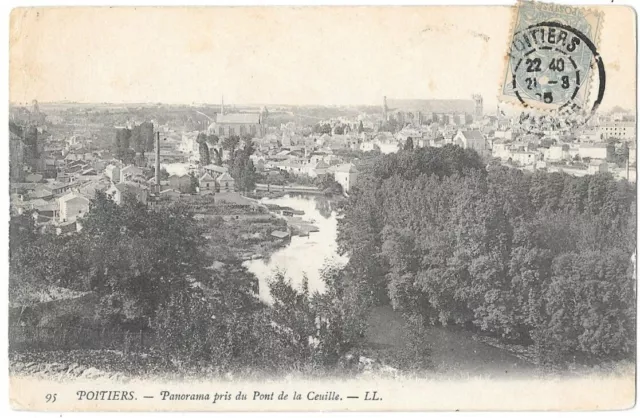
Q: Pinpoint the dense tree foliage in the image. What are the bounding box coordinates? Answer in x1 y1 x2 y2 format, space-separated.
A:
337 145 636 365
10 193 374 372
114 122 154 163
229 139 257 193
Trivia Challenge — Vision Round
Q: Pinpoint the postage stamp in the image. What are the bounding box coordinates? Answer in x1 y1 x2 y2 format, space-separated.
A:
500 1 605 117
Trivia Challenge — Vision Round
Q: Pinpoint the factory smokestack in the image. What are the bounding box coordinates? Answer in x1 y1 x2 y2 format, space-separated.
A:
155 131 161 194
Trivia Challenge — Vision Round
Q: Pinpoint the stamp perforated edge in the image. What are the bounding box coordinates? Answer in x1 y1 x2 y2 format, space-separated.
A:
496 0 606 116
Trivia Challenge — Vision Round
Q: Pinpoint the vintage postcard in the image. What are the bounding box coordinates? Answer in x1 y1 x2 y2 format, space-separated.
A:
7 1 637 412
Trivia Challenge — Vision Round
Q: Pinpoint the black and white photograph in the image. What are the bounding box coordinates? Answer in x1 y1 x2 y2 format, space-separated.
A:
6 1 637 411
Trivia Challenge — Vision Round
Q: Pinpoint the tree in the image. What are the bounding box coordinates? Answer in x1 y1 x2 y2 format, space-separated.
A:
222 135 241 158
404 137 414 151
358 120 364 133
313 123 332 135
316 173 343 195
199 142 211 165
189 172 199 194
337 144 636 366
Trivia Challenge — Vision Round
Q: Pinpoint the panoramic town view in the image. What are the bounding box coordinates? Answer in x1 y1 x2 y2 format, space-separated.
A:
7 6 636 396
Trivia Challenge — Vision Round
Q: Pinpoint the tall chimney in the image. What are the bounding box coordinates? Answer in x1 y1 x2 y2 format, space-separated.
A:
155 131 161 194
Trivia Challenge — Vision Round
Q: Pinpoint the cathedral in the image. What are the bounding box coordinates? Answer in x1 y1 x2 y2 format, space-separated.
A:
383 95 483 126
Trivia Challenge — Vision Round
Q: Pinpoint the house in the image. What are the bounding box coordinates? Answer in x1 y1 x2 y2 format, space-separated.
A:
454 130 487 155
120 165 144 183
47 181 75 197
360 141 380 152
544 144 570 162
491 139 512 160
168 174 192 193
58 192 90 223
199 172 216 193
330 163 358 193
203 164 228 177
510 151 538 166
305 160 329 178
28 188 54 201
588 160 609 175
217 172 235 192
579 143 614 161
159 189 182 200
105 164 120 183
107 182 148 205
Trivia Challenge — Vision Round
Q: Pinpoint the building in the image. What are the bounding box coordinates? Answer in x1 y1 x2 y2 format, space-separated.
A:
199 172 216 192
107 182 148 205
209 113 266 138
491 140 511 160
217 172 235 192
58 192 90 223
305 160 329 178
384 96 481 124
597 121 636 141
453 130 488 155
168 174 192 193
203 164 228 177
207 99 268 138
579 143 614 161
331 163 358 193
510 151 538 166
543 144 570 162
120 165 144 183
105 164 120 183
588 160 609 175
159 189 182 200
10 135 25 181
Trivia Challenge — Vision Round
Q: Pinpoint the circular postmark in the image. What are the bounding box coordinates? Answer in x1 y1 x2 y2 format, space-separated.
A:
508 21 605 133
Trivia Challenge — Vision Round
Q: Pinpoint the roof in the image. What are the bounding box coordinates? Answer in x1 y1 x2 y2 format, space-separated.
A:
314 160 329 169
114 182 147 193
169 174 190 180
215 113 261 124
29 189 53 199
121 165 143 173
203 164 228 173
35 202 60 212
460 130 484 140
580 143 611 149
58 192 90 205
217 172 234 181
332 163 358 173
199 172 215 181
25 173 43 182
271 230 290 239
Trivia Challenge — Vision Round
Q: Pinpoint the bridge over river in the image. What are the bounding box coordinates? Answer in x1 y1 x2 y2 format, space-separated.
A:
255 183 324 195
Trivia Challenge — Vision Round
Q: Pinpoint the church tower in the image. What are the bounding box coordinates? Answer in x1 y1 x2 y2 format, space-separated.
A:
472 94 483 120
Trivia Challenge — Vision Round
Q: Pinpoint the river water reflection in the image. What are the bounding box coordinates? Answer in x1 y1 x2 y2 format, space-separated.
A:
243 195 348 303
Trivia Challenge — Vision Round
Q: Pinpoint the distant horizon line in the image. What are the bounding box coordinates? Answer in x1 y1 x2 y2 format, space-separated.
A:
8 100 627 113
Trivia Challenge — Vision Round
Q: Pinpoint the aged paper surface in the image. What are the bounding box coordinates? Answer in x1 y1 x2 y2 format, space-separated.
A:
7 2 637 412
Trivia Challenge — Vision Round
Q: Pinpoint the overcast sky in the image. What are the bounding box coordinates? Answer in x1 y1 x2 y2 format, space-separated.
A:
9 6 636 111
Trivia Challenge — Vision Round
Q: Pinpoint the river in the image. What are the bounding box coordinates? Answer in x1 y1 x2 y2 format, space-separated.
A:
243 195 348 303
